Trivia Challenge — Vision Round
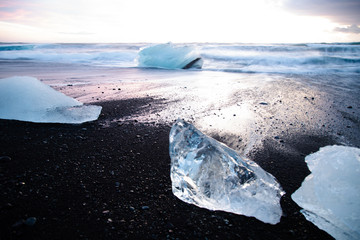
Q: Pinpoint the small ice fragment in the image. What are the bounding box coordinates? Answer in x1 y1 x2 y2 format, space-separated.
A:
292 145 360 240
0 76 102 124
169 119 285 224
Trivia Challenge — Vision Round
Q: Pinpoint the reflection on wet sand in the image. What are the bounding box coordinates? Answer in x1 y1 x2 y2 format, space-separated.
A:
40 67 358 156
1 62 359 155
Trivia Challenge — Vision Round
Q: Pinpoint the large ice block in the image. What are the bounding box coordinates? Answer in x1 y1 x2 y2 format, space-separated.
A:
292 145 360 240
138 43 203 69
169 119 284 224
0 76 102 124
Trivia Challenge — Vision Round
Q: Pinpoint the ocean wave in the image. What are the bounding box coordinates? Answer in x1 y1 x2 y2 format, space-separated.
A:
0 42 359 74
202 53 360 66
0 44 35 51
204 66 360 75
0 43 139 67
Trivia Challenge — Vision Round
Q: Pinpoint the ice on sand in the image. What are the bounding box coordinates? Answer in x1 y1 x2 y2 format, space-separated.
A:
169 119 284 224
292 145 360 240
0 76 102 124
138 43 203 69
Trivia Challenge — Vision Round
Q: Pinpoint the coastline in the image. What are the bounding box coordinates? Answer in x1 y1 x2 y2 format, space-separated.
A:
1 61 359 239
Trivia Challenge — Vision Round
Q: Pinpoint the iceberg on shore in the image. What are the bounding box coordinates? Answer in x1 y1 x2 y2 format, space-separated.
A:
292 145 360 240
169 119 284 224
138 43 203 69
0 76 102 124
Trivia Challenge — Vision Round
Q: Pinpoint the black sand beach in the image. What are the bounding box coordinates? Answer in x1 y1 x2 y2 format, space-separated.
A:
1 61 359 239
0 98 335 240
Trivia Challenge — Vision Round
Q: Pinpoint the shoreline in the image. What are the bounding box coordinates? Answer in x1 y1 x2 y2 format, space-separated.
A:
0 98 335 239
2 61 359 239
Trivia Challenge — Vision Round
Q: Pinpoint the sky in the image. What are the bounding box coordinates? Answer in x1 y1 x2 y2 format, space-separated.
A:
0 0 359 43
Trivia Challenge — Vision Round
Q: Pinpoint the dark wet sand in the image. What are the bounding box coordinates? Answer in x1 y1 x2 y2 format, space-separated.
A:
0 96 336 239
3 60 358 239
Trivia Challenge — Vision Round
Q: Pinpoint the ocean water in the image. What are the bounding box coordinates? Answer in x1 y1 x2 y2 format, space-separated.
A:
1 42 359 75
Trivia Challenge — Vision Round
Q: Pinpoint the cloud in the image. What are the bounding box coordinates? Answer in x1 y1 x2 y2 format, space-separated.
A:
282 0 360 25
59 31 95 35
335 24 360 34
0 8 30 22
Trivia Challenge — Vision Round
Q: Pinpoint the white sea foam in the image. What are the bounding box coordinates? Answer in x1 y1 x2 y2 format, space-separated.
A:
0 43 139 67
0 76 102 123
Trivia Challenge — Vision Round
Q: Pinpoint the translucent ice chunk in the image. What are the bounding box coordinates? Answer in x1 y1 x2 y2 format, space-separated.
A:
169 119 285 224
138 43 203 69
292 145 360 240
0 76 102 124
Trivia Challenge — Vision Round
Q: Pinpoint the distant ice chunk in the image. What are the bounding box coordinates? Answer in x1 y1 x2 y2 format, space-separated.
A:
169 119 284 224
138 43 203 69
292 145 360 240
0 76 102 124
